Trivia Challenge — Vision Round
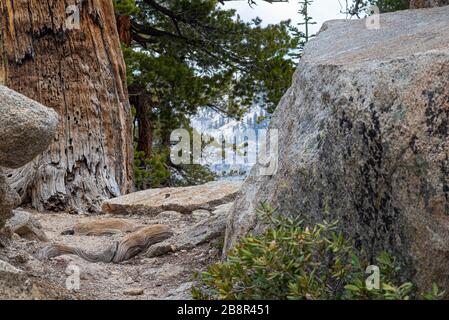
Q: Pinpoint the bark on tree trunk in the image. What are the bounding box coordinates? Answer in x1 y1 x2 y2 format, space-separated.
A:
0 0 133 213
135 94 153 159
116 15 132 47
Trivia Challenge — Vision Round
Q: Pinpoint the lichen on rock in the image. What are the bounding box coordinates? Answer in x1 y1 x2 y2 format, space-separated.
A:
224 6 449 294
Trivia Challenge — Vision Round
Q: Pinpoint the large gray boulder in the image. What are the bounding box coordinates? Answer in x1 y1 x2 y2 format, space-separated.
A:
0 86 58 236
224 6 449 293
0 85 58 169
102 181 242 216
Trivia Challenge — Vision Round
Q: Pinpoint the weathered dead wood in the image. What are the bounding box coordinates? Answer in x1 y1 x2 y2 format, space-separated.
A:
61 218 140 236
0 0 133 212
38 225 173 263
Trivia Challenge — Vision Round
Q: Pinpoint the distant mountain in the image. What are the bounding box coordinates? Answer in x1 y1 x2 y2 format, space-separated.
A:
190 104 271 179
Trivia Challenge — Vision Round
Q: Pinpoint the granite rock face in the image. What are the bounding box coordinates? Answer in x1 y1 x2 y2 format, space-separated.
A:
224 6 449 293
102 181 242 216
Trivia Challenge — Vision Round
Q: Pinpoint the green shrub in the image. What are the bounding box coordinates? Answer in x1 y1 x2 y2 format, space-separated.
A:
370 0 410 13
192 204 445 300
133 149 171 190
133 147 216 190
113 0 139 16
343 252 414 300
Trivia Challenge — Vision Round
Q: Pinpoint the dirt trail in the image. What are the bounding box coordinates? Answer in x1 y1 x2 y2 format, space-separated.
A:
1 209 222 300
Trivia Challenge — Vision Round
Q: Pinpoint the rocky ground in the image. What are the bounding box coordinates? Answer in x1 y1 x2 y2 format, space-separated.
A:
0 181 241 300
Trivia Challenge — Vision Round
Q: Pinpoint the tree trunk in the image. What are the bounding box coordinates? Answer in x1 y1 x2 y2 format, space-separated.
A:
0 0 133 213
135 94 154 159
116 15 132 47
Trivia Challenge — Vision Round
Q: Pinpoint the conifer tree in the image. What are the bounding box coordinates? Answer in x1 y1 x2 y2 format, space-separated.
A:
114 0 297 187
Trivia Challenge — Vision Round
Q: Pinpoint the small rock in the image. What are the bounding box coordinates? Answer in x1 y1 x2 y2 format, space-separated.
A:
165 282 194 300
123 287 144 296
140 258 153 264
124 276 135 285
0 259 23 274
145 203 233 257
7 210 49 242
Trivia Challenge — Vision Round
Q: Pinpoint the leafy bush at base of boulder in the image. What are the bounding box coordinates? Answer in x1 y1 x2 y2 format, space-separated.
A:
192 204 445 300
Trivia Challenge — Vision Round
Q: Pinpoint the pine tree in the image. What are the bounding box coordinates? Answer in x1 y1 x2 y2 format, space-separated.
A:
348 0 410 16
115 0 297 188
290 0 317 59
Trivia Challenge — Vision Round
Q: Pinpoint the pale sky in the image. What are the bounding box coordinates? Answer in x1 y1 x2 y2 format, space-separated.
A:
222 0 348 34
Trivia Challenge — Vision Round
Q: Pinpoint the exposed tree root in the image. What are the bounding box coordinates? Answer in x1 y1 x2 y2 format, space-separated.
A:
38 225 173 263
61 218 140 236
